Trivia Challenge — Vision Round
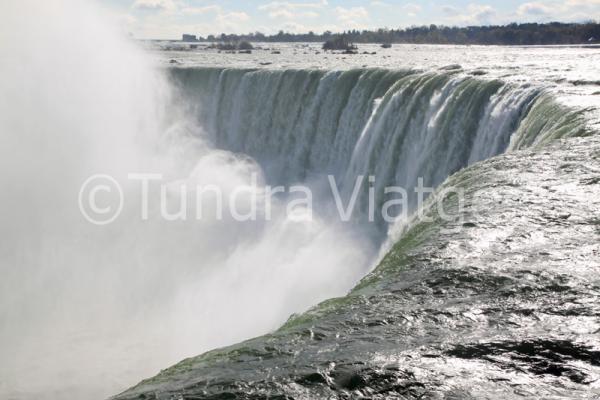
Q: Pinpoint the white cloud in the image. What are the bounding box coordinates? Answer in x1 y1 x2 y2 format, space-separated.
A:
335 6 369 26
441 5 460 16
403 3 422 17
514 0 600 22
131 0 176 13
268 9 295 19
259 0 327 19
438 0 598 26
467 4 497 24
258 1 327 13
180 5 222 16
563 0 600 20
123 0 600 39
565 0 600 6
517 2 554 16
216 11 250 25
267 8 319 19
441 3 497 25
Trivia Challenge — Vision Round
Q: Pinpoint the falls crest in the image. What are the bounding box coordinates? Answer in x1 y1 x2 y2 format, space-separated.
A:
172 67 588 226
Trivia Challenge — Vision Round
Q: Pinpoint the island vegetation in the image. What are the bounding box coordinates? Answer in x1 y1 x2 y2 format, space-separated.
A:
194 22 599 46
322 36 358 52
207 40 254 52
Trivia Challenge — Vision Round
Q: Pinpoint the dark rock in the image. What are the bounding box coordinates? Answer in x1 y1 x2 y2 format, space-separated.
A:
323 36 357 51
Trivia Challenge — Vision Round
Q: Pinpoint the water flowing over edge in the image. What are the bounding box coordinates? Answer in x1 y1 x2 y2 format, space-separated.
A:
113 136 600 400
2 2 597 398
110 67 597 399
170 66 590 229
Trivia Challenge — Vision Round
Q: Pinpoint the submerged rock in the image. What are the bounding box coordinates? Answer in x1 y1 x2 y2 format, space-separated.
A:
440 64 463 71
470 70 488 76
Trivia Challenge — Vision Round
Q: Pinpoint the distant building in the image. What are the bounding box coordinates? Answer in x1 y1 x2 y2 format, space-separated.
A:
182 34 198 42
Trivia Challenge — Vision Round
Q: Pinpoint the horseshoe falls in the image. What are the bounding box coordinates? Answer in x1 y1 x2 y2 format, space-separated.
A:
109 66 598 399
2 2 600 400
171 67 588 228
112 65 599 399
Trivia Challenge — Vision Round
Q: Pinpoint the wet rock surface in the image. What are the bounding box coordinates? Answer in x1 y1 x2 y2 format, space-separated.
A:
114 136 600 399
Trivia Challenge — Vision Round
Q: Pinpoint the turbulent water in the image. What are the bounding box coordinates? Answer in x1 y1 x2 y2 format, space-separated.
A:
171 67 588 228
110 63 599 399
114 134 600 399
2 3 600 400
107 47 600 398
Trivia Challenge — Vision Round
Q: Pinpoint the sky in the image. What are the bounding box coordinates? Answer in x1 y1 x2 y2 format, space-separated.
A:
99 0 600 39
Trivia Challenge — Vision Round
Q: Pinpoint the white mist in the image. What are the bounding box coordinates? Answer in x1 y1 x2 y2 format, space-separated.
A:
0 1 376 399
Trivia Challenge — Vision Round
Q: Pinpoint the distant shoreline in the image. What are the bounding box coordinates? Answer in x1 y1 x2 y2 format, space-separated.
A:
146 41 600 50
141 22 600 46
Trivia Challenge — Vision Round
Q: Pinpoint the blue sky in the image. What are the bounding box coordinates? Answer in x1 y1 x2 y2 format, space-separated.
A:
99 0 600 39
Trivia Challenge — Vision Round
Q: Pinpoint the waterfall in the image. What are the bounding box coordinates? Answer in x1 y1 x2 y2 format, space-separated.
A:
171 67 588 227
0 3 592 394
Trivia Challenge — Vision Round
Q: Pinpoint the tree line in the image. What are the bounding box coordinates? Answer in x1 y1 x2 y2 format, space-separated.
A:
197 22 600 45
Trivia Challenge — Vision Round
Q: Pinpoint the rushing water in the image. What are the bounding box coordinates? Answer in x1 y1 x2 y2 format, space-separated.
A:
1 2 599 400
115 134 600 399
159 42 600 126
170 66 588 229
118 53 599 399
